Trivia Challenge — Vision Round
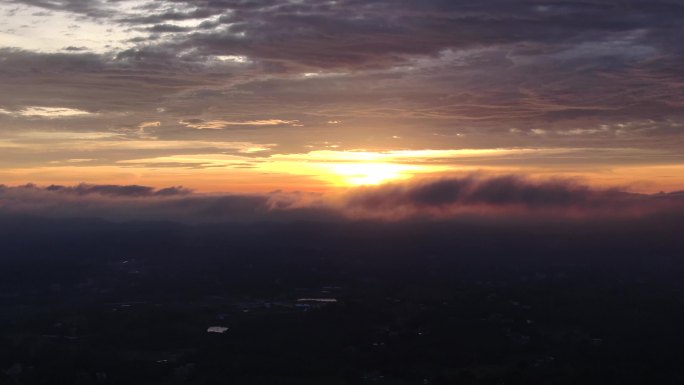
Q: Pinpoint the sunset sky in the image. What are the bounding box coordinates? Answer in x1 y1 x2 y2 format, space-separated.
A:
5 5 684 385
1 0 683 195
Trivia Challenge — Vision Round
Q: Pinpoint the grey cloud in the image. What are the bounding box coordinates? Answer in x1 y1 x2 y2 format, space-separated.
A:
43 183 192 197
345 175 684 216
123 8 217 25
148 24 192 33
0 178 682 223
0 48 228 114
157 0 683 71
63 46 88 51
0 182 336 223
5 0 116 18
2 0 684 151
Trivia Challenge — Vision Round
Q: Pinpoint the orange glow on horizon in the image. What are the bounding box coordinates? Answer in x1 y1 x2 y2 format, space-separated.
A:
322 162 417 185
0 148 682 194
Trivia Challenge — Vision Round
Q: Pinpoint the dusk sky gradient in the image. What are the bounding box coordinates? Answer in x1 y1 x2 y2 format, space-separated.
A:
1 0 683 201
4 7 684 384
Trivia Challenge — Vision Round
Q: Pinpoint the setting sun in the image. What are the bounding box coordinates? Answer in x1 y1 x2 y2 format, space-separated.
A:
325 162 415 185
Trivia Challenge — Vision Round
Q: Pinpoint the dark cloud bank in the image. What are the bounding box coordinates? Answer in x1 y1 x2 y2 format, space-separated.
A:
1 176 683 223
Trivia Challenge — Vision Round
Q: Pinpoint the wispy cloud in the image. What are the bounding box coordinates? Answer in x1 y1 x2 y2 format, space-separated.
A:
179 119 301 129
0 106 94 118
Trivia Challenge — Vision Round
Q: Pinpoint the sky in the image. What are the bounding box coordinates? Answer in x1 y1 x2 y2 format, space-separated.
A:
1 0 683 201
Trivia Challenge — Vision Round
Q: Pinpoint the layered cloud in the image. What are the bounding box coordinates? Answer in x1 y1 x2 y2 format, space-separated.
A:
42 183 192 197
344 176 661 219
1 176 682 223
0 182 334 222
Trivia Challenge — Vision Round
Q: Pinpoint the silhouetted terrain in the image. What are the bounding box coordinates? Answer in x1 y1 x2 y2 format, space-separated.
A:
1 214 683 384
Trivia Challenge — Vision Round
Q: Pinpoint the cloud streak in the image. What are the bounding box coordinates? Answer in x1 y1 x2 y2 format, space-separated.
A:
179 118 300 129
42 183 192 197
0 106 94 118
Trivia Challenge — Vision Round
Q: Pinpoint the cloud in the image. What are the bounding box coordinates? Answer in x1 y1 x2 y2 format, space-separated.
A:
148 24 192 33
0 106 94 118
43 183 192 197
0 177 682 223
0 182 333 223
343 175 684 219
63 46 88 51
137 121 161 129
179 118 300 129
